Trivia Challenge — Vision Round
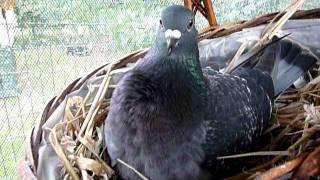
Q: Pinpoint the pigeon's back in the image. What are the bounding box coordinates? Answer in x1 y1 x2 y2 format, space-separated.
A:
202 67 273 171
201 39 318 176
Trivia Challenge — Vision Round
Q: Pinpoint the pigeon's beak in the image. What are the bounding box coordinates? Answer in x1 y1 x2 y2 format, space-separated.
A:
165 29 181 55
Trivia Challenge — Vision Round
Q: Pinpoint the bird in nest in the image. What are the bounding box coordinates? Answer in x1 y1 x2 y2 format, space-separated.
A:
104 5 318 180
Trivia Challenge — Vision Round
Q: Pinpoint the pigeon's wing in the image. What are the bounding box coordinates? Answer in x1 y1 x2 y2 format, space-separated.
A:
201 39 318 175
201 68 273 169
104 69 154 180
104 80 126 166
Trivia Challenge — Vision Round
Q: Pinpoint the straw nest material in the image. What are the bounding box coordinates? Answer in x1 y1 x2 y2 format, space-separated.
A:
18 3 320 180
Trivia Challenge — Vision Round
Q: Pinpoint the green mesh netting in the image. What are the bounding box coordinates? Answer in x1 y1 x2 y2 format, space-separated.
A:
0 0 319 179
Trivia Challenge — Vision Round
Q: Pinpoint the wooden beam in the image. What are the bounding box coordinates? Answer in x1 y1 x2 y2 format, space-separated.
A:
203 0 218 27
0 0 16 10
184 0 193 10
191 0 207 17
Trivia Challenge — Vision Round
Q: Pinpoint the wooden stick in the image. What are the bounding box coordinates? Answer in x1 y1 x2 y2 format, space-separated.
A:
224 42 247 73
191 0 207 17
78 137 115 177
253 0 306 49
203 0 218 27
49 129 80 180
217 151 290 160
117 159 149 180
256 156 305 180
223 0 306 74
293 147 320 179
78 61 114 138
184 0 193 10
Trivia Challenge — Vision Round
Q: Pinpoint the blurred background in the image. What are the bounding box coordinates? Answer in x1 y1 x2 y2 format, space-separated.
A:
0 0 319 179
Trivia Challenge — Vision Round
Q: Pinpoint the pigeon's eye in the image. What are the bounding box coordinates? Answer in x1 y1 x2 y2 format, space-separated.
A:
187 20 194 31
160 19 164 28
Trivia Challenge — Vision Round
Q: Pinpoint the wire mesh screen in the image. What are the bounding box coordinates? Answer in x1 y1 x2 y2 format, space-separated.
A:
0 0 319 179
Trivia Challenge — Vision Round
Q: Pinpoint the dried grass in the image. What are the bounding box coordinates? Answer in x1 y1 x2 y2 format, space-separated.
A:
224 0 306 74
48 61 116 179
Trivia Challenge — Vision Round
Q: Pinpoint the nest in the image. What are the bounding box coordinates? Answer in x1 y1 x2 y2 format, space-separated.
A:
18 3 320 180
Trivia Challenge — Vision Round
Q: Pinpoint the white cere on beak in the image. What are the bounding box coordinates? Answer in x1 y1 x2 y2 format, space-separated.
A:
172 29 181 39
165 29 181 40
165 29 182 55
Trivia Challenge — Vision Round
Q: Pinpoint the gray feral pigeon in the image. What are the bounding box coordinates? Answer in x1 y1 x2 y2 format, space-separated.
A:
104 5 318 180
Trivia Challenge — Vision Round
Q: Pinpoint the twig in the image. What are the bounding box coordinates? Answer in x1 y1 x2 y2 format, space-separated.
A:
117 159 149 180
224 42 247 73
49 128 80 180
255 155 305 180
224 0 305 74
224 156 284 180
288 130 315 153
253 0 306 49
217 151 290 160
285 130 304 136
78 137 115 177
293 147 320 179
78 61 115 138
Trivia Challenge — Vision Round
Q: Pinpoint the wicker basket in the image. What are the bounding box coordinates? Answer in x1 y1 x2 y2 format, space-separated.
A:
17 8 320 179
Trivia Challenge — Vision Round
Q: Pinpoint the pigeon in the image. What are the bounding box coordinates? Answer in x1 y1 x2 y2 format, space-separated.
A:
104 5 318 180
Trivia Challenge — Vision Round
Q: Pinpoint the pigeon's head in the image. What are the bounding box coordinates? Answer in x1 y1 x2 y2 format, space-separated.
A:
155 5 198 56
